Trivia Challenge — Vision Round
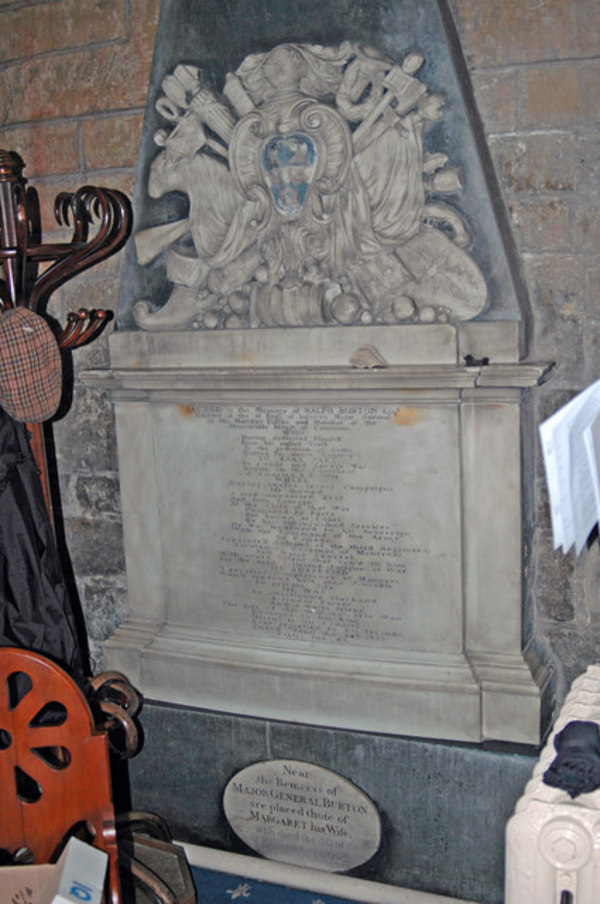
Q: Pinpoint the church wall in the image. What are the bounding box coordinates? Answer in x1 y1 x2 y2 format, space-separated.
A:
1 0 598 708
451 0 600 708
0 0 160 668
1 1 599 901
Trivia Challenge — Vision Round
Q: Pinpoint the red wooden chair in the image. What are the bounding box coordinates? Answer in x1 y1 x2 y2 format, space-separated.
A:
0 647 122 903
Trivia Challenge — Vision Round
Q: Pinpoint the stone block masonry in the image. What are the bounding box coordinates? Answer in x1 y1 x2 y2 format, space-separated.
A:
0 3 598 900
0 0 160 671
450 0 600 705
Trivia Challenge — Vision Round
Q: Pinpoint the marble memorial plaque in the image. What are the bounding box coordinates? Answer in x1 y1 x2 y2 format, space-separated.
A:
99 350 547 741
98 0 548 745
223 759 381 871
156 401 463 653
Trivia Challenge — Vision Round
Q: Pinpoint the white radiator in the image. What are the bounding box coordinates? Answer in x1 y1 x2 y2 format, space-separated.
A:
506 665 600 903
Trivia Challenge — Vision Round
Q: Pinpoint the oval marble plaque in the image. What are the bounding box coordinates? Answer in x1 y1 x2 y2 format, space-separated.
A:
223 759 381 872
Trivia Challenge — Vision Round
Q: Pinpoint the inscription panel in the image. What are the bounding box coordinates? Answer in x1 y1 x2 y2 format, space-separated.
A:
156 402 462 653
223 759 381 872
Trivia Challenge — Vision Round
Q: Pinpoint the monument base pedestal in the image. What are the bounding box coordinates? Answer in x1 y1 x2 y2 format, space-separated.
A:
104 619 547 744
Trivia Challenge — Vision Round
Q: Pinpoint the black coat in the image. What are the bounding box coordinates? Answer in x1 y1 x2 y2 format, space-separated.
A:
0 409 85 684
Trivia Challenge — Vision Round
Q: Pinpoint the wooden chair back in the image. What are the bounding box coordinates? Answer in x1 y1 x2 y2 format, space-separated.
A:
0 647 121 903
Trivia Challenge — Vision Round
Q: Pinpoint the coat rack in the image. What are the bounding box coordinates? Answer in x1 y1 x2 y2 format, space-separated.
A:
0 149 132 517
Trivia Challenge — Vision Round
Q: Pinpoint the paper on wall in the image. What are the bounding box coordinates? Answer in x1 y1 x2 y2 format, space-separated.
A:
539 379 600 555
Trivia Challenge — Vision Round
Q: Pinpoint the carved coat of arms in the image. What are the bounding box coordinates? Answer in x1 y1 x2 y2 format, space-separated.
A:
134 42 487 330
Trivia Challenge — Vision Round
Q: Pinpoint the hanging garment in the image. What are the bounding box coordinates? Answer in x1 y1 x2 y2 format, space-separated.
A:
0 408 86 684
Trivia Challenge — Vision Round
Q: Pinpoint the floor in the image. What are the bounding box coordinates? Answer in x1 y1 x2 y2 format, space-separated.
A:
183 844 475 904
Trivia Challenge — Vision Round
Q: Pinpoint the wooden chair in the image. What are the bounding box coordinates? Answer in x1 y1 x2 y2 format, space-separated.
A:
0 647 196 904
0 646 122 902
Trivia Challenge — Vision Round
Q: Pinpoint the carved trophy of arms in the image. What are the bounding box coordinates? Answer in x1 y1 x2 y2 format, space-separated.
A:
133 43 487 330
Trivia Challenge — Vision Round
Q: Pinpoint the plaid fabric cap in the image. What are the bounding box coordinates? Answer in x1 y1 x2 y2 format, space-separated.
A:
0 306 62 423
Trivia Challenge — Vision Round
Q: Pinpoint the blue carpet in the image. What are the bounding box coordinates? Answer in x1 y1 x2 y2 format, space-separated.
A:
190 865 359 904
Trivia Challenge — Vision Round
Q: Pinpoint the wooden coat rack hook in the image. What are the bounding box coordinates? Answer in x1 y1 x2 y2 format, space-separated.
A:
0 149 133 517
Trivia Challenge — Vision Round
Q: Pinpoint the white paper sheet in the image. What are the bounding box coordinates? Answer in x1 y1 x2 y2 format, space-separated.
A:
539 379 600 555
584 415 600 526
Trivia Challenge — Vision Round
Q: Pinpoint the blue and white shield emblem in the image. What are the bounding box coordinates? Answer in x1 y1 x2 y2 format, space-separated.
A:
262 133 318 216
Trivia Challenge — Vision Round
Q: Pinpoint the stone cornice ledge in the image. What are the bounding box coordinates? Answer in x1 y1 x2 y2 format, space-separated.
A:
81 361 550 401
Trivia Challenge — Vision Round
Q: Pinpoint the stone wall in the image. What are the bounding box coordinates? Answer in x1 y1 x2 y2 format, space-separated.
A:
452 0 600 706
0 0 599 702
0 0 159 669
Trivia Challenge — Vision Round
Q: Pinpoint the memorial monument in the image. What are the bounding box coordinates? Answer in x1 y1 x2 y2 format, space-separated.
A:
86 0 550 746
